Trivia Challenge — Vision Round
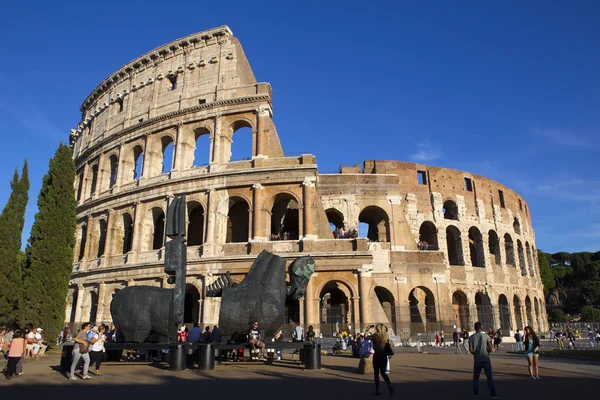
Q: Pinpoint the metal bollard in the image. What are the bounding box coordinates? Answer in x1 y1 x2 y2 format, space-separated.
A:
169 343 186 371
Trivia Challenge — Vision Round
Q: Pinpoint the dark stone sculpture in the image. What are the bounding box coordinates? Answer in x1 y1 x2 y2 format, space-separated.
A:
110 286 174 343
219 250 315 339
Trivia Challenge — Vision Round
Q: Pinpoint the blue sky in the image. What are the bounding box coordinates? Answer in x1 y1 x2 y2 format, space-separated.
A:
0 1 598 254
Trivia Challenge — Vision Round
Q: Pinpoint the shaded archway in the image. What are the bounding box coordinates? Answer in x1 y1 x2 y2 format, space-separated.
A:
488 230 501 265
89 291 98 323
409 286 436 333
226 198 249 243
526 242 534 277
446 225 464 265
374 286 396 328
161 136 174 173
513 217 521 234
122 213 134 254
193 127 210 166
525 296 533 327
452 291 469 330
513 295 523 329
187 202 205 246
498 294 511 335
358 206 390 242
133 145 144 180
517 240 527 276
475 292 493 330
419 221 438 250
504 233 515 266
78 224 87 261
534 297 541 332
109 154 118 189
443 200 459 220
285 297 300 326
97 219 107 258
89 165 98 196
319 281 351 336
69 288 78 323
152 208 165 250
326 208 344 237
469 227 485 267
184 284 200 324
270 194 300 240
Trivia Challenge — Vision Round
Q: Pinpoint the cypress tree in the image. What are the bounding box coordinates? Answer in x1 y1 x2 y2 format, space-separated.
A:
23 144 76 341
0 161 29 327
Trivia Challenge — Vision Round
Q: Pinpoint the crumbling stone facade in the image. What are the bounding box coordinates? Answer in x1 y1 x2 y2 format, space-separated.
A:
67 26 547 339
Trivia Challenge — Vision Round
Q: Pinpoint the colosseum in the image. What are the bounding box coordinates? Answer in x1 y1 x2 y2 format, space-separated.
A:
67 26 547 339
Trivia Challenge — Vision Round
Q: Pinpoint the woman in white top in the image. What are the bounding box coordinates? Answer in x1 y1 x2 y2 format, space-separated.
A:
89 326 107 376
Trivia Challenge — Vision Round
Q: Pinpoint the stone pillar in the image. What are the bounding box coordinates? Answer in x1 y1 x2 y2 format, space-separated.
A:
96 282 106 323
359 269 371 331
103 209 114 260
252 184 266 241
255 107 270 157
352 297 361 332
302 179 316 240
203 189 218 256
131 202 144 259
305 275 316 330
73 285 85 325
299 298 305 326
211 115 223 165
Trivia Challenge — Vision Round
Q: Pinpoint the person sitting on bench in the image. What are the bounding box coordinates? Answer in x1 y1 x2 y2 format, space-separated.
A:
248 321 267 361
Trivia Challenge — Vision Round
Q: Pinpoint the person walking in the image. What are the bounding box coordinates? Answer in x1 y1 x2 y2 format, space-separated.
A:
367 324 394 396
453 330 462 354
469 321 500 399
523 326 540 379
514 329 523 351
69 322 92 380
4 329 26 380
89 326 107 376
463 329 470 353
587 329 595 349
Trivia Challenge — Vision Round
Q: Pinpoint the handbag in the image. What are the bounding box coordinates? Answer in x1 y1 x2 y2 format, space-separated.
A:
385 340 394 357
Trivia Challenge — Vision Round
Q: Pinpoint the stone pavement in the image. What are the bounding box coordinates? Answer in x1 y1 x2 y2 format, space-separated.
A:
1 348 598 399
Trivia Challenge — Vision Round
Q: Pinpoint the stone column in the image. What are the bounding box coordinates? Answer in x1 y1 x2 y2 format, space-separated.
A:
203 189 218 256
255 107 270 157
298 298 305 326
252 184 265 241
302 179 316 240
305 275 316 330
211 115 223 165
96 282 106 323
131 202 144 260
73 285 85 325
103 209 114 260
352 297 361 331
359 269 371 331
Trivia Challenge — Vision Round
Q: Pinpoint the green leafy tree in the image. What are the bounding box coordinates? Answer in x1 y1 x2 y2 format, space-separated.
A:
580 306 600 322
538 250 555 293
548 308 567 322
22 144 76 341
0 161 29 327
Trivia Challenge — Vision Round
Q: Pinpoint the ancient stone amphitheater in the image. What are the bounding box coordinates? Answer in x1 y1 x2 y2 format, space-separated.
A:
67 26 547 339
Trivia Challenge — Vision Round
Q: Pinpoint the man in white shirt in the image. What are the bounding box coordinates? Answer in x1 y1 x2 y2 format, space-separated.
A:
26 329 41 357
35 328 48 355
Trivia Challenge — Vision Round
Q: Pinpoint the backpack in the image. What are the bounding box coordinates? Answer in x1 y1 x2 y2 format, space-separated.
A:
514 333 520 341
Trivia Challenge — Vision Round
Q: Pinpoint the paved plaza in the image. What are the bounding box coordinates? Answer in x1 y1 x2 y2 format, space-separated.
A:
1 347 598 399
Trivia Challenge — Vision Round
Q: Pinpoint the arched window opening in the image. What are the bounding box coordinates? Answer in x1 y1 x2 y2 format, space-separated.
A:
161 137 174 174
167 75 177 90
184 284 200 324
97 219 107 258
443 200 459 220
326 208 345 238
533 297 541 332
285 297 300 327
76 173 84 201
504 233 515 266
517 240 527 276
78 225 87 261
468 227 485 267
358 206 390 242
319 282 350 337
498 294 511 335
193 128 210 167
89 165 98 196
513 295 523 329
475 292 493 330
133 146 144 180
226 199 249 243
187 202 205 246
418 221 438 250
152 208 165 250
526 242 534 277
69 289 78 323
117 99 124 113
525 296 533 327
409 287 436 334
513 217 521 234
375 287 396 328
488 230 501 265
446 226 464 265
270 194 299 241
89 291 98 324
122 213 133 254
230 122 253 162
109 155 118 189
452 291 469 330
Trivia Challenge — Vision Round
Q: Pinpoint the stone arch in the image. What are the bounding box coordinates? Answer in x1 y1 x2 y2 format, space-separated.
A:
187 201 205 246
517 240 527 276
475 292 493 330
122 212 134 254
443 200 459 220
533 297 541 332
498 294 511 334
326 208 345 235
161 135 175 173
226 196 250 243
504 233 515 266
89 164 99 196
151 207 165 250
108 154 118 189
452 290 469 330
78 222 88 261
319 280 355 336
184 283 200 324
193 126 211 167
513 217 521 234
133 145 144 180
374 286 396 327
409 286 436 334
269 193 300 241
68 287 79 323
89 290 98 323
358 205 390 242
419 221 439 250
513 295 523 329
228 119 254 162
488 230 501 265
525 296 533 327
526 242 534 277
97 218 108 258
446 225 464 265
468 227 485 267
